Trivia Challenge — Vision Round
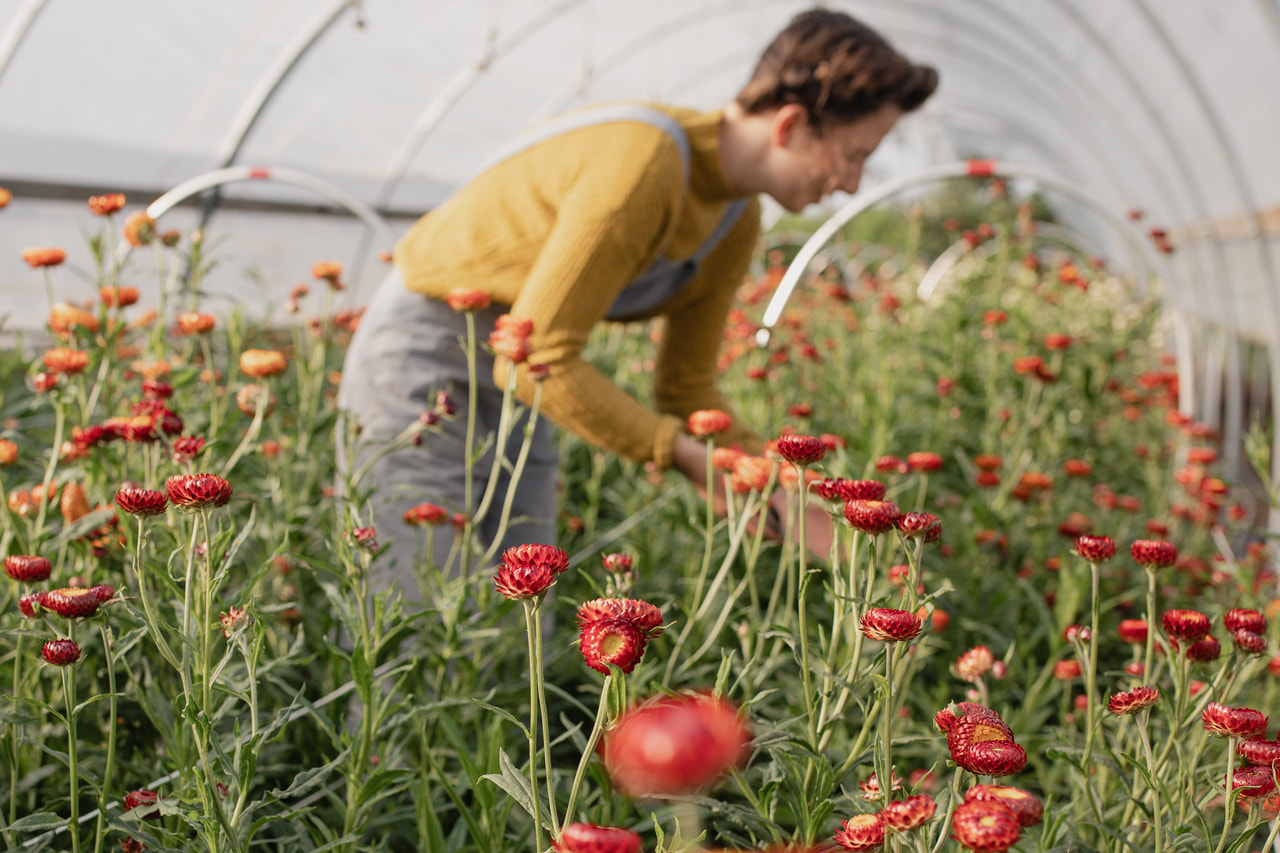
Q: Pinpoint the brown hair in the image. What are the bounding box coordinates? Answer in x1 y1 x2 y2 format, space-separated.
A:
736 9 938 130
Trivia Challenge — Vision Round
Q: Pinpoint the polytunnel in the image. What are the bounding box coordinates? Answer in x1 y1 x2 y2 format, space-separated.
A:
8 4 1280 851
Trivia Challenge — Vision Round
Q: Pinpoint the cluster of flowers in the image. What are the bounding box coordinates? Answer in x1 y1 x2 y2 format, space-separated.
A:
5 554 114 666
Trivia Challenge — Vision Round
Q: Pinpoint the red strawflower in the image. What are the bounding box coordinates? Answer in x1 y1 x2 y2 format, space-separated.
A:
172 436 205 462
551 823 641 853
445 288 490 312
965 785 1043 827
1076 535 1116 563
348 526 378 551
115 487 168 516
142 379 174 399
1231 765 1277 801
897 511 940 538
1108 685 1159 715
951 800 1021 851
576 598 663 636
41 638 80 666
947 713 1015 765
90 584 114 603
603 692 750 796
579 619 648 674
1239 738 1280 767
844 500 902 535
775 434 826 466
1062 457 1090 476
88 193 126 216
1118 619 1148 644
403 502 448 526
907 452 942 472
881 794 936 832
860 608 922 643
955 646 995 682
1163 609 1211 644
875 455 907 474
833 813 886 850
1224 608 1267 635
43 587 101 618
1233 629 1267 655
219 607 250 638
839 479 888 501
1054 659 1082 680
121 837 145 853
494 562 558 600
1202 702 1268 738
18 593 43 618
488 328 530 362
934 702 1002 734
1131 539 1177 568
4 555 52 583
123 789 161 820
164 473 232 509
602 553 633 574
502 543 569 575
961 741 1028 777
1187 635 1221 662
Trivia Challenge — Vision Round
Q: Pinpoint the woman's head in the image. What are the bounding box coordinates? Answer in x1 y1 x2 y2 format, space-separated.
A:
736 9 937 131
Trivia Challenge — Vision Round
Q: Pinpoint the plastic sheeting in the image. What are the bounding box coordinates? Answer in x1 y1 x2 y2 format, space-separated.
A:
3 0 1279 343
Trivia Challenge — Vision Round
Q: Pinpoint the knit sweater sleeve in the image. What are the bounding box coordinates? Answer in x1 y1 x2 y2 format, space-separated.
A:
495 132 689 468
653 197 765 455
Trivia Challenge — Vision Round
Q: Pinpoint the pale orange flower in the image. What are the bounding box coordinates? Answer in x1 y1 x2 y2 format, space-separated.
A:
240 349 288 378
49 302 99 334
0 440 16 465
23 247 66 268
60 482 90 524
88 193 126 216
312 260 342 281
0 187 11 208
177 312 216 335
43 347 90 374
123 211 156 246
99 285 140 307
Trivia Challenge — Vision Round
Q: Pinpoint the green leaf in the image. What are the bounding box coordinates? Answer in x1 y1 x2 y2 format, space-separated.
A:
7 811 67 831
271 746 351 799
472 699 530 739
479 748 536 819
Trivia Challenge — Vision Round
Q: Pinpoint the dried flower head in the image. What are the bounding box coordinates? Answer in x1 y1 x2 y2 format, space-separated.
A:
488 328 531 363
1108 685 1159 715
844 500 902 535
123 789 161 820
43 347 90 375
1202 702 1268 738
88 193 126 216
579 618 648 675
1187 635 1221 662
907 452 943 472
1231 765 1277 801
177 312 216 335
4 555 52 583
239 349 287 378
23 247 68 268
934 702 1002 734
551 823 641 853
1076 535 1116 563
43 587 101 619
833 813 886 850
964 785 1043 827
1162 609 1211 644
775 434 826 466
445 288 491 312
1131 539 1178 568
99 285 140 307
881 794 937 832
1233 629 1267 655
955 646 996 682
312 260 343 282
236 384 276 418
494 561 558 600
1118 619 1148 644
123 210 156 247
897 511 940 539
502 543 569 575
1225 608 1267 635
602 553 633 574
860 608 922 643
0 440 15 466
1238 737 1280 767
951 800 1021 852
41 639 80 666
164 473 233 509
576 598 663 636
49 302 99 334
219 607 251 638
603 692 750 796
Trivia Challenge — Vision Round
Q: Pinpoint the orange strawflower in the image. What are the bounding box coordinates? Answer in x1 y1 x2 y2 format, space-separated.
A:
99 285 140 307
964 785 1043 827
23 247 67 268
123 211 156 247
42 347 90 375
240 349 288 378
0 439 15 466
49 302 99 334
445 288 491 312
687 409 732 438
312 260 342 282
0 187 10 208
833 814 886 851
60 482 90 523
177 312 216 334
88 193 126 216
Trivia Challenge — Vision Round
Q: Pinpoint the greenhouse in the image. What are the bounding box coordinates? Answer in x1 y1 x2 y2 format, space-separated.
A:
3 1 1280 851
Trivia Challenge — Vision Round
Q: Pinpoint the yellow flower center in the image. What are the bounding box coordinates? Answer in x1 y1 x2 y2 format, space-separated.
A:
600 632 625 656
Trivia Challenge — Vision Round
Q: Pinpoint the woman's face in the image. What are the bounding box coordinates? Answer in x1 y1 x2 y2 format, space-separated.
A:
768 103 901 212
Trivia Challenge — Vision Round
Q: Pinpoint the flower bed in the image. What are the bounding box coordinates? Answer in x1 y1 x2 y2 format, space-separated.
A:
1 193 1277 853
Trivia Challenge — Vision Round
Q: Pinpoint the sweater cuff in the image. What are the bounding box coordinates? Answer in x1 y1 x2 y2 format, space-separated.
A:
652 414 684 471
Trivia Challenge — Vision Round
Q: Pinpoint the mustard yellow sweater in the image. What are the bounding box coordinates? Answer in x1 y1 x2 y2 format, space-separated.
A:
393 104 763 469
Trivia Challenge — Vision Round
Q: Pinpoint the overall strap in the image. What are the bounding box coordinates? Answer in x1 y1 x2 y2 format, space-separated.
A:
472 102 691 183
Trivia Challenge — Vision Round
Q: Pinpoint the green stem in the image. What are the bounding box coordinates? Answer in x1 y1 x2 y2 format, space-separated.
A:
687 438 718 617
1212 739 1237 853
521 600 544 852
92 622 118 853
534 599 559 834
30 401 66 549
563 675 612 828
460 312 479 584
1136 712 1163 853
1143 566 1157 682
62 661 81 853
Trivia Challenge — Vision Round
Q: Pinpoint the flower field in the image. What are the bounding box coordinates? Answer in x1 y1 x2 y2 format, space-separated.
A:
3 192 1280 853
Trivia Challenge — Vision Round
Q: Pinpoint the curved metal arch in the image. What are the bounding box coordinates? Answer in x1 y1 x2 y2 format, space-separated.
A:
0 0 45 88
372 0 587 209
215 0 356 168
113 166 394 288
756 160 1196 417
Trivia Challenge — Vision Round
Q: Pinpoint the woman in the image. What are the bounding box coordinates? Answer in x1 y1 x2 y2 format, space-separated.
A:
338 8 938 600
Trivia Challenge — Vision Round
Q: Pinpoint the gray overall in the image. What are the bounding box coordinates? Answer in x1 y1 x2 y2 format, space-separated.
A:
337 104 748 603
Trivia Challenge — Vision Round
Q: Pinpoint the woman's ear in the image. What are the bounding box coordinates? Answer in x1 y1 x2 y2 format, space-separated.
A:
770 103 810 149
